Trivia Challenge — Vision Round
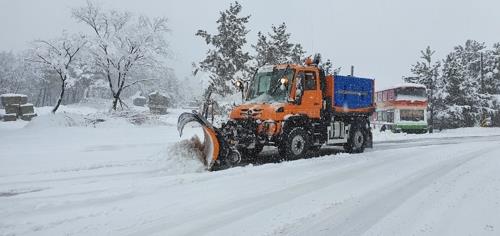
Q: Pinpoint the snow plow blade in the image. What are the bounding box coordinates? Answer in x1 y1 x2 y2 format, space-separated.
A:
177 111 226 171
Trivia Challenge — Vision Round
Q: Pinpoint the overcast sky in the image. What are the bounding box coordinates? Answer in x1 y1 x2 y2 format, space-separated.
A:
1 0 499 90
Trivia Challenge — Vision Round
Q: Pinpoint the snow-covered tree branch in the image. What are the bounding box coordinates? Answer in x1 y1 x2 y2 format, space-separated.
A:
72 1 170 110
29 32 86 113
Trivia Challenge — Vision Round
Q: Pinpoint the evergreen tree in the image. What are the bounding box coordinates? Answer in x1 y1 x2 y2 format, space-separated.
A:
453 40 487 126
253 32 273 67
405 46 441 132
408 41 500 129
290 44 306 64
484 43 500 94
439 52 468 128
252 22 305 67
406 46 441 89
196 1 252 96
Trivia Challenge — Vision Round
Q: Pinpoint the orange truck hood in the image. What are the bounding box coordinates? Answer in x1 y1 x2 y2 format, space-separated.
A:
229 103 287 121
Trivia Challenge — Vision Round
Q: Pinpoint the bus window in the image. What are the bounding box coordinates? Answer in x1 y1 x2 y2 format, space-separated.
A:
388 89 395 100
396 87 426 100
400 110 424 121
387 111 394 123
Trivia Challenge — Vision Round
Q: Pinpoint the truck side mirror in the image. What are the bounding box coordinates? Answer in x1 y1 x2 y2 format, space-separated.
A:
279 76 288 91
294 74 304 105
234 80 245 103
295 88 303 105
234 80 244 92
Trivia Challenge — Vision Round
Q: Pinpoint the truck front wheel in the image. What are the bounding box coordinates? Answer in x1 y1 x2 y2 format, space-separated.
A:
279 127 310 160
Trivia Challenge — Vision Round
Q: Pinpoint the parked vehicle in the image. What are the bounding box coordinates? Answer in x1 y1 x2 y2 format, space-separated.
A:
372 83 428 133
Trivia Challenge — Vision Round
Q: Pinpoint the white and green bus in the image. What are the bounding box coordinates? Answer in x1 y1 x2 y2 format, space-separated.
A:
372 83 428 133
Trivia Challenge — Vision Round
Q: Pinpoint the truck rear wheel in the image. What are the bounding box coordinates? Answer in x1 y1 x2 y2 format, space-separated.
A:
344 126 366 153
278 127 310 160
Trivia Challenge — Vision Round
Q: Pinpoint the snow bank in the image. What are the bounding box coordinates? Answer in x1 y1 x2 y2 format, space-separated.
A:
0 119 29 130
373 127 500 142
23 112 135 129
22 109 174 130
0 93 27 98
36 105 100 116
24 112 87 129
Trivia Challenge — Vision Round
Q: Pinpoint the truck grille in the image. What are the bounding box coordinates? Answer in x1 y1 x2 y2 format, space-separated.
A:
240 108 263 118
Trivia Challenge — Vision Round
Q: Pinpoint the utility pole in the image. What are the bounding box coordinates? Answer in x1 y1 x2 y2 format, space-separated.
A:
428 68 435 133
480 52 484 94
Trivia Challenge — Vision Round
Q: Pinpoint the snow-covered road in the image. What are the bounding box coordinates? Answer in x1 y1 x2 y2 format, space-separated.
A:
1 114 500 235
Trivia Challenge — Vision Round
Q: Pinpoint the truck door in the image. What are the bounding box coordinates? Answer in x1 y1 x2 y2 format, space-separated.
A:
292 70 322 118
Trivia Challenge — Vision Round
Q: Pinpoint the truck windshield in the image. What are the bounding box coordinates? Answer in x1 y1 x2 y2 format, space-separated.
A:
246 67 294 103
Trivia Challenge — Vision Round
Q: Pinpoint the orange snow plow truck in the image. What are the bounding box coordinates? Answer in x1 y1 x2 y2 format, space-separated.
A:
178 57 375 170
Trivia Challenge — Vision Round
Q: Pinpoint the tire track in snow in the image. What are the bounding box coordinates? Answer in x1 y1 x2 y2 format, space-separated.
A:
120 147 420 235
285 141 500 236
121 138 498 236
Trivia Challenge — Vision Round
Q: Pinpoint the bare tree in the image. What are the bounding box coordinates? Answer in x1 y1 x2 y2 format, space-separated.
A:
72 1 169 110
30 32 86 113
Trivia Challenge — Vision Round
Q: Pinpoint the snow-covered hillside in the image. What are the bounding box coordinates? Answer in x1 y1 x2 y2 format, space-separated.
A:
1 106 500 235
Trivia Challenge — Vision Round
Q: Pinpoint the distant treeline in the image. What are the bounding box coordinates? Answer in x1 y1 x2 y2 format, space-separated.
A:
405 40 500 129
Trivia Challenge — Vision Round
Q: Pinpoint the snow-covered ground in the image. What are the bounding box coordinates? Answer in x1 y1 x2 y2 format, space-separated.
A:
1 105 500 235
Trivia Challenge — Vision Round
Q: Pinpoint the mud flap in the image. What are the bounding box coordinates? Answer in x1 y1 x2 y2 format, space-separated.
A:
177 111 226 170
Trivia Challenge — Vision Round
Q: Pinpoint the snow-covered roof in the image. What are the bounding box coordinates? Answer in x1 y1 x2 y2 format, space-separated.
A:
0 93 28 98
378 83 426 92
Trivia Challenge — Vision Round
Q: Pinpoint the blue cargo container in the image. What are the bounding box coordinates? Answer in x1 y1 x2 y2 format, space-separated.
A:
333 75 374 109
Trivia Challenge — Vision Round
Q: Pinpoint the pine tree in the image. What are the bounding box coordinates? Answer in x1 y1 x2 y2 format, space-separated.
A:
290 44 306 64
406 46 441 132
406 46 440 88
442 53 464 105
439 52 468 128
453 40 487 126
196 1 252 96
253 32 273 67
252 22 305 67
485 43 500 94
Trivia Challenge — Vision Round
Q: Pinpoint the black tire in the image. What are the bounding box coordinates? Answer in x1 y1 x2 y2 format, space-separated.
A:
210 149 241 171
278 127 310 160
344 125 366 153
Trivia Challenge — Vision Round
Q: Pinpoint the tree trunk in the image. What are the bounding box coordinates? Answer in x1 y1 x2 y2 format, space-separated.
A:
111 80 128 111
52 80 66 113
112 96 119 110
112 89 122 111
